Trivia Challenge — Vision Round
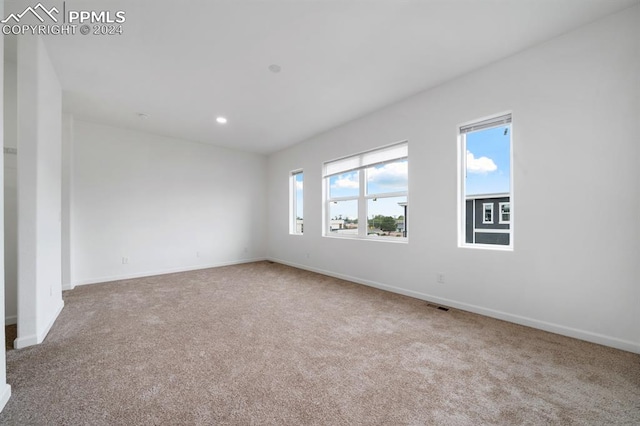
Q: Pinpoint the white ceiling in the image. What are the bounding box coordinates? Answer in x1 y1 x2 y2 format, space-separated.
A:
7 0 639 154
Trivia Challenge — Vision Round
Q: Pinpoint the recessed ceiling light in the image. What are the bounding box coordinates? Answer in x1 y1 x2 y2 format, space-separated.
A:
216 116 227 124
268 64 281 73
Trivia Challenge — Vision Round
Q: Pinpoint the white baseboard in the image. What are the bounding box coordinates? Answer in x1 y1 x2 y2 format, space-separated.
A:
14 299 65 349
4 315 16 326
72 257 267 287
268 257 640 355
0 384 11 413
14 334 38 349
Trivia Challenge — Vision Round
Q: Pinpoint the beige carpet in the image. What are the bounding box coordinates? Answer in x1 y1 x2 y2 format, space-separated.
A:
0 261 638 425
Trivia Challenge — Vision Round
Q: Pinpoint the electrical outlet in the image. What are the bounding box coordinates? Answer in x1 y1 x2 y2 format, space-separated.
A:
196 251 200 258
437 273 445 284
122 257 129 265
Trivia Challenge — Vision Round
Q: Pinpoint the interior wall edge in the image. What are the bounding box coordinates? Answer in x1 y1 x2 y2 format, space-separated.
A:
36 300 64 343
0 384 10 413
0 0 10 413
71 257 267 288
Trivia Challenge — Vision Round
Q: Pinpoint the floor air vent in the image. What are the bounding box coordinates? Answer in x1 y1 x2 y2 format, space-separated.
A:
426 303 449 312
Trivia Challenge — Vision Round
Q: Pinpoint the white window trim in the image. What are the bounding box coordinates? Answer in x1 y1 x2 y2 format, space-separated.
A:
458 111 514 250
323 142 408 241
290 170 303 235
499 202 510 224
474 228 510 234
482 203 494 224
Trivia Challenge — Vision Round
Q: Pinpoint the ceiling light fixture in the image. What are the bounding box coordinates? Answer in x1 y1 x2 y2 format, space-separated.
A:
268 64 281 73
216 116 228 124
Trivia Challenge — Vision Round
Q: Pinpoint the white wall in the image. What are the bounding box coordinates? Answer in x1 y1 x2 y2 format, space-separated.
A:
70 120 267 286
267 6 640 353
61 113 74 290
15 36 64 349
3 60 17 324
3 154 16 326
0 0 13 411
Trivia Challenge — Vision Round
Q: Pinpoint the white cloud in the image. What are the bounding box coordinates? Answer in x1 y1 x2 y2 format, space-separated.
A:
466 151 497 174
332 173 359 189
296 180 303 190
367 161 408 190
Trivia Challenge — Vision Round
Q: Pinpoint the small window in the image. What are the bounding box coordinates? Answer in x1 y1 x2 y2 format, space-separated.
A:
483 203 494 224
499 202 510 224
290 170 303 234
459 113 512 248
324 142 408 240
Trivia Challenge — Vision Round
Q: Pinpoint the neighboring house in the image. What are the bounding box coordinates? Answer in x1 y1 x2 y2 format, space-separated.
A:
465 193 510 245
329 219 345 231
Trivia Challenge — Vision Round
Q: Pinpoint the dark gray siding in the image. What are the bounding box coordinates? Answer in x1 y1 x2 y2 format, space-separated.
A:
465 195 510 246
474 197 509 230
475 232 510 245
465 200 474 243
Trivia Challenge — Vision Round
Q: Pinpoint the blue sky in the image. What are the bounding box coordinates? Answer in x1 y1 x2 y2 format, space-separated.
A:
465 125 511 195
295 173 304 218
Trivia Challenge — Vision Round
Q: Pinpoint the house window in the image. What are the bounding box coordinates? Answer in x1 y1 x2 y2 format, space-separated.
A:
483 203 494 224
324 142 408 240
290 170 303 234
460 113 512 248
499 202 510 224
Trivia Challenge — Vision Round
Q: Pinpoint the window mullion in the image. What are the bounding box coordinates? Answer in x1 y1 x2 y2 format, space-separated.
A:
329 195 359 202
365 191 407 200
358 168 366 237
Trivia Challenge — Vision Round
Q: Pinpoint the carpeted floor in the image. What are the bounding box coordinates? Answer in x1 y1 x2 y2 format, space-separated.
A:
0 261 638 425
4 325 16 351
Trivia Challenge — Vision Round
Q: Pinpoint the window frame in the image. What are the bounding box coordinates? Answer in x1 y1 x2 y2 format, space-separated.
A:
458 112 513 250
482 203 494 224
499 202 510 224
290 169 303 235
323 142 408 241
327 171 360 237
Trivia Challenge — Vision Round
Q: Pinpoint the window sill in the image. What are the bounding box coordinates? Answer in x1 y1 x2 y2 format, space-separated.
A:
459 243 513 252
323 234 408 244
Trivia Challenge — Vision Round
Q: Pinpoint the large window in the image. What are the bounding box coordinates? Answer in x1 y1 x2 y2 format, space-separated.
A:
460 113 512 248
290 170 303 234
324 142 408 240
